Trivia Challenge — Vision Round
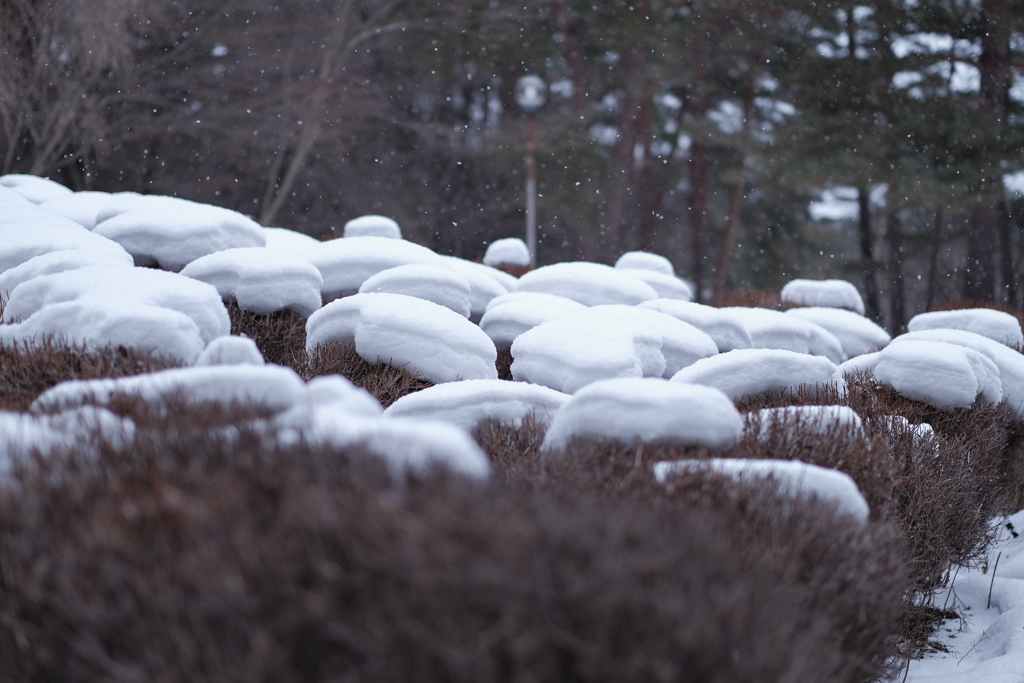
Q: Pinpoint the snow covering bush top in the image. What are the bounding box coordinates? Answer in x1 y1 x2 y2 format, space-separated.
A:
515 261 658 306
780 278 865 315
785 306 890 359
343 214 402 239
721 307 845 362
673 349 847 401
614 250 675 276
384 379 568 430
639 299 753 352
358 264 472 318
479 292 587 348
0 173 73 204
304 236 442 300
483 237 531 267
907 308 1024 349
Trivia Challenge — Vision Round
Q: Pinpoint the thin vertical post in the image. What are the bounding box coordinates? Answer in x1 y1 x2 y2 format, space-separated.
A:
525 114 538 267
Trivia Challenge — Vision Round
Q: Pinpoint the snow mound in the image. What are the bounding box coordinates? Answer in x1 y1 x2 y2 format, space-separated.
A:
195 335 265 366
479 293 587 347
0 407 135 476
0 174 73 204
614 250 675 276
0 300 205 363
573 305 717 377
907 308 1024 349
618 268 693 300
484 237 531 267
639 299 752 352
343 214 401 239
672 349 846 401
359 264 472 318
439 256 514 318
895 328 1024 418
384 379 568 430
302 375 383 417
92 194 266 269
786 306 890 359
747 405 864 438
541 378 742 452
654 458 869 523
180 247 323 317
3 265 230 345
305 236 442 300
840 339 1002 409
305 292 498 384
38 191 131 229
0 221 133 273
33 364 308 416
510 317 664 393
515 261 658 306
722 307 845 362
780 278 865 315
0 248 134 297
262 227 321 257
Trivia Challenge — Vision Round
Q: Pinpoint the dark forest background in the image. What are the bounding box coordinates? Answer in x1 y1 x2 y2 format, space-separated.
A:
4 0 1024 330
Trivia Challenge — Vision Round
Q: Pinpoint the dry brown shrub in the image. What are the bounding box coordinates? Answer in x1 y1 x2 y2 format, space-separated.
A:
0 337 179 411
305 339 432 407
226 301 308 372
495 346 513 381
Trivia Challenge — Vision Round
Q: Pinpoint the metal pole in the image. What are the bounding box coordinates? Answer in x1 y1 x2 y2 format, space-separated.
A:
525 113 538 267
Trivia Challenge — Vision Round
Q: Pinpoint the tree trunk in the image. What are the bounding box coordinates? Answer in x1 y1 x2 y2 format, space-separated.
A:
857 187 881 320
999 200 1017 307
887 209 905 333
604 48 646 251
964 202 999 301
689 140 709 303
925 206 944 311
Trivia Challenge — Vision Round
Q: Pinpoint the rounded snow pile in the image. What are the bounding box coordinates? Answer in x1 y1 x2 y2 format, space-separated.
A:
0 248 134 296
614 250 675 276
673 349 846 401
343 214 402 239
480 292 587 347
639 299 752 352
384 379 568 430
786 307 890 359
781 278 865 315
907 308 1024 349
613 251 692 300
38 191 130 229
541 378 743 452
746 405 864 438
510 317 664 393
438 256 514 319
653 458 869 523
359 264 472 318
516 261 657 306
1 217 133 273
180 247 324 317
484 237 531 267
92 194 266 270
0 174 73 204
305 292 498 384
722 307 845 362
305 236 442 300
572 305 717 377
840 338 1001 410
262 227 321 257
195 335 265 367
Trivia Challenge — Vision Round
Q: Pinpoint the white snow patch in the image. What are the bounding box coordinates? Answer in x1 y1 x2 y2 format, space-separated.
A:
781 278 865 315
0 248 134 297
0 174 73 204
908 308 1024 349
0 407 135 476
343 214 402 239
439 256 514 318
38 191 131 229
195 335 265 366
654 458 869 523
510 317 665 393
180 247 323 317
786 307 891 359
541 378 743 452
262 227 321 257
359 264 471 318
617 268 693 301
721 307 845 362
639 299 753 352
385 379 568 430
484 237 531 267
305 236 442 300
0 221 133 273
305 292 497 384
614 250 675 276
747 405 864 439
516 261 658 306
672 349 846 401
479 293 587 347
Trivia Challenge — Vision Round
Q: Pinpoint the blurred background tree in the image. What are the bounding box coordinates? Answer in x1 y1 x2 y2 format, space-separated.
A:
3 0 1024 328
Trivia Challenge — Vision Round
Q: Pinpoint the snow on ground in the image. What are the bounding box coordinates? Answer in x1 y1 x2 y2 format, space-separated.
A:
747 405 865 438
572 305 718 377
359 264 472 318
614 250 675 275
92 194 266 269
896 329 1024 419
484 237 531 267
180 247 324 317
305 292 498 384
720 307 846 362
540 378 743 452
639 299 753 352
653 458 870 523
479 293 587 347
893 509 1024 682
908 309 1024 349
304 236 442 300
780 278 866 314
841 339 1002 410
343 214 402 239
2 265 230 345
515 261 658 306
0 173 73 204
672 348 846 401
510 316 665 393
786 306 891 359
384 379 568 430
0 248 134 297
